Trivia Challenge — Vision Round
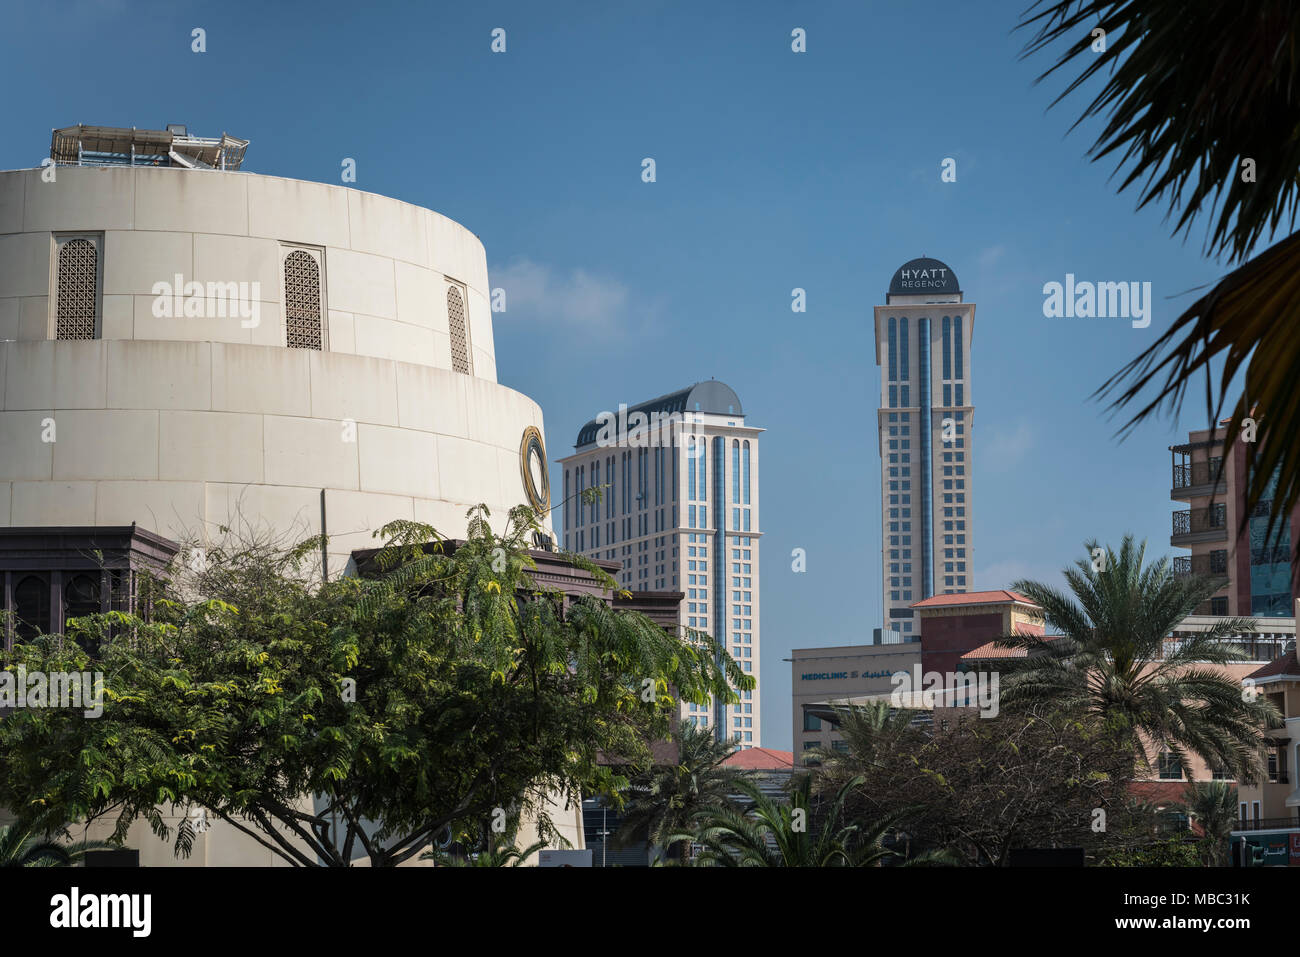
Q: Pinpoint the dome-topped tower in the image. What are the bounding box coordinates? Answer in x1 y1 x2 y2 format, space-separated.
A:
873 257 976 642
888 257 962 300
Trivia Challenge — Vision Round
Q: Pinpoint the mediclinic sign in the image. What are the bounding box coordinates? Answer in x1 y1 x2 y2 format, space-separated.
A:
800 670 896 681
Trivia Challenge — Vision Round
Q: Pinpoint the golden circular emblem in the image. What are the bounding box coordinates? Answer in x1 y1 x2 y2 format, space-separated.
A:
519 426 550 516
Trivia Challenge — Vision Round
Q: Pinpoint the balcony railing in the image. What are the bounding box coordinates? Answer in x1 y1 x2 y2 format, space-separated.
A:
1172 553 1229 577
1160 636 1289 661
1173 458 1224 490
1234 817 1300 832
1172 506 1227 537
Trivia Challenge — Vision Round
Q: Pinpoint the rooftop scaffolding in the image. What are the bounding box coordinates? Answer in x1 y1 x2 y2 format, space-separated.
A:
49 123 249 170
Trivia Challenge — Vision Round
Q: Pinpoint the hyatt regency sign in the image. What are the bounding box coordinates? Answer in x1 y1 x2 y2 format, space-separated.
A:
894 266 951 290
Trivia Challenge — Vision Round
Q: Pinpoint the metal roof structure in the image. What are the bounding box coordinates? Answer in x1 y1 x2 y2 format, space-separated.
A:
574 380 744 448
50 124 249 171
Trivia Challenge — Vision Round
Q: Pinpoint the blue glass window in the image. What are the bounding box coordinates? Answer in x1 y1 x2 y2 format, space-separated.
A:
888 317 897 382
900 318 909 381
689 446 696 500
743 441 751 504
732 440 740 503
954 315 963 379
942 316 951 379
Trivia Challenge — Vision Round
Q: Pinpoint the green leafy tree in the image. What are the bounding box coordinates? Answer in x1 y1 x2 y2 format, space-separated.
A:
812 702 1137 866
1019 1 1300 546
0 505 750 867
997 536 1279 782
1175 780 1238 867
806 701 925 785
1096 836 1202 867
613 720 741 862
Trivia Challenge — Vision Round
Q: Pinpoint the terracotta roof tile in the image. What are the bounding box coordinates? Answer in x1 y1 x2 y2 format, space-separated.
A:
1246 649 1300 682
723 747 794 770
912 590 1036 609
959 635 1059 660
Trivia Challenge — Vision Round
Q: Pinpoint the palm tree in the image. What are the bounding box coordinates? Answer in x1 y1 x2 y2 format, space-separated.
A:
0 823 111 867
613 721 741 863
1175 780 1239 867
420 835 548 867
806 700 922 782
997 536 1279 783
1019 1 1300 546
669 773 946 867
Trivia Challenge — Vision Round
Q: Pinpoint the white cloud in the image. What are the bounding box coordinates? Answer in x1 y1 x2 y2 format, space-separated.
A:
491 258 628 326
977 244 1005 269
982 419 1034 469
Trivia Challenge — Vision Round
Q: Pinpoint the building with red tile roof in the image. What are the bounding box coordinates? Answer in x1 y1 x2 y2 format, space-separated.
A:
722 747 793 771
914 590 1045 675
912 589 1034 608
1245 648 1300 682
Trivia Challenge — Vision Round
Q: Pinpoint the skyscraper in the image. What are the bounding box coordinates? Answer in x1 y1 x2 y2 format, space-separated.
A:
874 258 976 640
560 381 762 748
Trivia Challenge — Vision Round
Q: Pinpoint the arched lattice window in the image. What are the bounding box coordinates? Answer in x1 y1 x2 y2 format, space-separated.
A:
447 284 471 374
284 249 323 350
56 238 99 340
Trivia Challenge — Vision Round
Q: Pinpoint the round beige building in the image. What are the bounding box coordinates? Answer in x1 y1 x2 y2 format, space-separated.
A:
0 129 551 580
0 124 571 865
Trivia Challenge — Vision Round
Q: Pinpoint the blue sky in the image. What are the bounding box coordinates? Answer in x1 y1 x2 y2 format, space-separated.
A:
1 1 1259 750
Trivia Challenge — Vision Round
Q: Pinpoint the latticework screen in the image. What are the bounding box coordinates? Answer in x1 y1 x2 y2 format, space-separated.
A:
56 238 98 340
447 284 470 374
284 249 323 350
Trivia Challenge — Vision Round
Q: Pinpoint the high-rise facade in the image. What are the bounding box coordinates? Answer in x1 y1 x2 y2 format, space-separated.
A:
1170 422 1300 617
559 381 762 748
873 258 976 640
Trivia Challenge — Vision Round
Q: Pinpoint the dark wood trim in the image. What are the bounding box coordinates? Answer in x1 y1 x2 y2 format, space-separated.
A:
0 525 179 642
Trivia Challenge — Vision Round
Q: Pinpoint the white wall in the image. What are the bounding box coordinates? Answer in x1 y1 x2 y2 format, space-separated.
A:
0 338 547 565
0 166 551 556
0 166 497 379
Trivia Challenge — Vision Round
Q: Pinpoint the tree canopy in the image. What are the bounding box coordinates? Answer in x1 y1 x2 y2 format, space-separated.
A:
0 505 750 866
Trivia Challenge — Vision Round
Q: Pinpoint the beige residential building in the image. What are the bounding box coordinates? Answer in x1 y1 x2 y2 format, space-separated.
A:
560 382 762 748
1236 640 1300 830
1169 422 1299 618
